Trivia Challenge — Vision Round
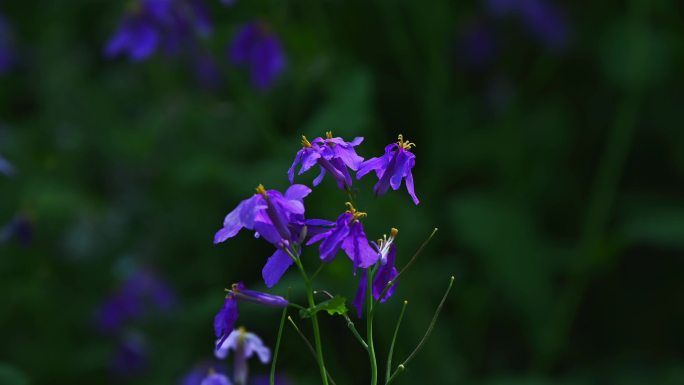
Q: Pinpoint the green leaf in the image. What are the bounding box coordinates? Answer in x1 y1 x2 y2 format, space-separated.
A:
299 296 348 319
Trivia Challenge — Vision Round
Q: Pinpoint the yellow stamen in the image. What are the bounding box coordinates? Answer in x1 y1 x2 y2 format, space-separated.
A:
397 134 416 150
238 326 247 342
390 227 399 237
301 135 312 148
231 283 241 292
255 184 267 197
345 202 367 220
325 131 333 139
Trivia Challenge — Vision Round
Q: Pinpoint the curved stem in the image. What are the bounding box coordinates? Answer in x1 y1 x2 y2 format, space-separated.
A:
386 300 408 383
366 268 378 385
387 276 455 385
287 316 338 385
270 290 290 385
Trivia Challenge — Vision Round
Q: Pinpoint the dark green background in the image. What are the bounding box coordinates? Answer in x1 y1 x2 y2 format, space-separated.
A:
1 1 683 384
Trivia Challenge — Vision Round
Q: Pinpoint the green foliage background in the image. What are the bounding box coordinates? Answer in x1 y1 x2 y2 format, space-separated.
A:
1 1 683 384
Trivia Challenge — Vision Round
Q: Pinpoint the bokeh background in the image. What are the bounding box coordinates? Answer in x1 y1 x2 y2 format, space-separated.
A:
1 0 683 384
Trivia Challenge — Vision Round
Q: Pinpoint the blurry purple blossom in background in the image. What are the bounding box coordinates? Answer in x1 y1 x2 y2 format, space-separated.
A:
106 0 213 61
0 14 16 74
459 20 496 68
202 372 233 385
180 362 228 385
486 0 569 51
0 213 33 247
95 268 176 333
111 332 148 376
0 154 15 176
229 22 285 89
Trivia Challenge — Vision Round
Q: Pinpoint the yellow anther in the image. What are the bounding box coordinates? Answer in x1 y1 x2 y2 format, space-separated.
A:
325 131 333 139
255 184 268 197
231 282 241 292
397 134 416 150
238 326 247 342
345 202 367 220
301 135 312 148
390 227 399 237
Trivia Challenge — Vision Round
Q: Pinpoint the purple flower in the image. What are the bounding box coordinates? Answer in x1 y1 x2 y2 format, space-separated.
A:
0 154 15 176
357 134 419 205
95 269 175 333
214 184 319 287
202 373 233 385
0 15 15 75
216 328 270 384
229 22 285 89
214 283 287 349
288 132 365 190
307 203 378 270
111 332 148 376
486 0 569 51
106 0 213 61
353 232 399 318
460 21 496 68
181 363 228 385
0 213 32 247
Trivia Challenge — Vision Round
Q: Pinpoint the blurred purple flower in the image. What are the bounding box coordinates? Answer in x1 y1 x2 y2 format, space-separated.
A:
111 332 148 376
0 154 15 176
307 203 378 270
202 373 233 385
193 52 222 89
180 362 228 385
216 328 270 384
0 213 33 247
229 22 285 89
106 0 213 61
214 283 287 349
95 269 176 333
485 0 569 51
0 14 16 74
357 134 419 205
288 132 365 190
460 21 496 68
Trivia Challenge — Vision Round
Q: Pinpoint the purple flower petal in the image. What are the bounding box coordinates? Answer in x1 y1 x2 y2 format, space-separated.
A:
341 221 378 269
353 270 367 318
262 248 294 288
284 184 312 201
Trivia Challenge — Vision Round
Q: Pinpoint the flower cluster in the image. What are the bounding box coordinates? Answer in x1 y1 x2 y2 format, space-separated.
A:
207 133 433 385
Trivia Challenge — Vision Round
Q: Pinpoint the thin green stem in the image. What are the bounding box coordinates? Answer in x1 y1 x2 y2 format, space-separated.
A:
373 228 438 314
366 267 378 385
386 276 455 385
287 248 329 385
386 300 408 383
270 290 290 385
287 316 338 385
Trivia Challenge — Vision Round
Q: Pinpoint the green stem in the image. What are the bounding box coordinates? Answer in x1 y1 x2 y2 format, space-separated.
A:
289 249 329 385
270 290 290 385
315 290 368 350
386 300 408 383
387 276 455 385
366 267 378 385
287 316 338 385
